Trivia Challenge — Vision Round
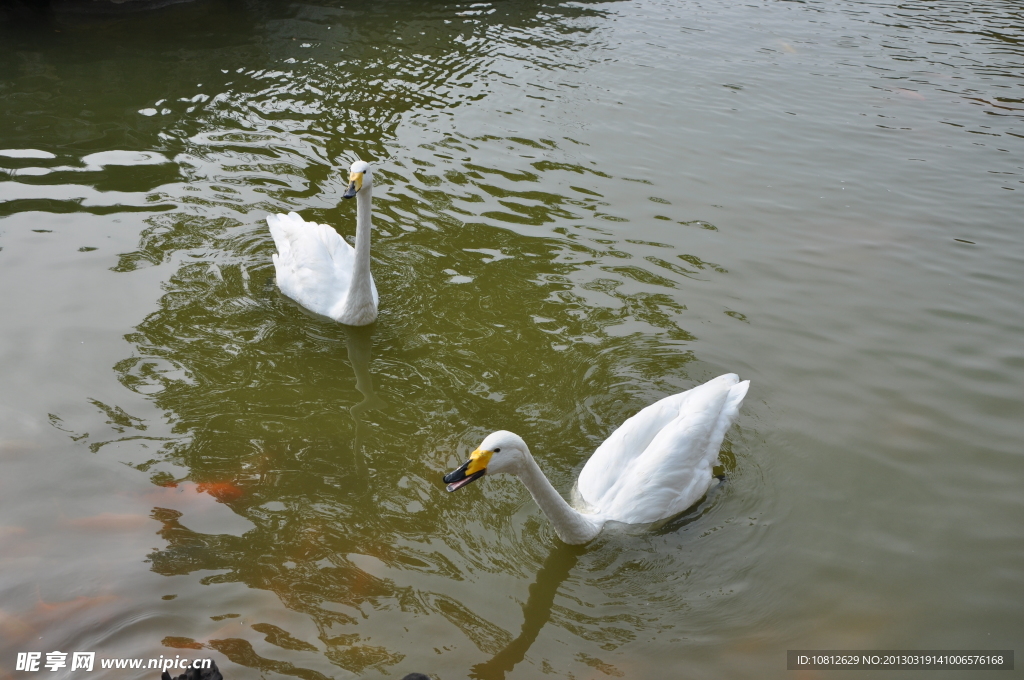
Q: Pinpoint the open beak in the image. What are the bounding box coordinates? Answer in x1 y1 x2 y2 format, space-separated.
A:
443 447 492 492
443 460 484 492
341 171 364 200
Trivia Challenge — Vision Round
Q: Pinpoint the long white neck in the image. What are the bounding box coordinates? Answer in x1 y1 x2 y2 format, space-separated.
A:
338 179 376 324
514 445 603 545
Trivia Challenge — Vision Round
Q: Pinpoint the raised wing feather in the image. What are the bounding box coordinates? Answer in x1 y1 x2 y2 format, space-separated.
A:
577 374 748 523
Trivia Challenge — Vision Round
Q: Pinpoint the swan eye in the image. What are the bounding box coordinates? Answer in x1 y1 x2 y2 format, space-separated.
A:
493 448 500 453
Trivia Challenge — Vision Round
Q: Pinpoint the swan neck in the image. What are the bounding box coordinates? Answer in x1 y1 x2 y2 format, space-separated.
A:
352 181 373 285
515 446 602 545
337 179 375 324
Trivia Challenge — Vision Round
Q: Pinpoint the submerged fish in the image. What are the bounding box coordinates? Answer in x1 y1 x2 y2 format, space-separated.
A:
195 481 244 502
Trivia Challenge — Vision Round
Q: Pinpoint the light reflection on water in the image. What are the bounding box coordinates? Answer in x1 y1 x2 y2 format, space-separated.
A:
0 0 1022 677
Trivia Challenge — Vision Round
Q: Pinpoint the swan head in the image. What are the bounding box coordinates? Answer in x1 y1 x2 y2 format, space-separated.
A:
443 430 528 492
342 160 371 199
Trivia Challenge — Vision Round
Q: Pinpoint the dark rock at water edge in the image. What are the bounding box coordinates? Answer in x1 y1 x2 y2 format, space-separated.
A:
160 659 222 680
3 0 198 15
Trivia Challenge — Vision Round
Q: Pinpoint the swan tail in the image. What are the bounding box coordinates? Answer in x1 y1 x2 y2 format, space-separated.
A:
703 379 749 466
267 211 308 259
267 213 289 259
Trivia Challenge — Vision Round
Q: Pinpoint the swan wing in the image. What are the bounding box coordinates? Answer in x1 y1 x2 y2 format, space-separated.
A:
578 374 749 522
268 212 356 317
578 374 741 502
369 273 379 307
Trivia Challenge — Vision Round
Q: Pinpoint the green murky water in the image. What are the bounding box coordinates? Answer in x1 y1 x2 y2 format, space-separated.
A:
1 0 1022 678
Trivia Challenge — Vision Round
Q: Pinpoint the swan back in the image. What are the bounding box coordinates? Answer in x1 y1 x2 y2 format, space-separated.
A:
267 211 379 322
577 374 749 524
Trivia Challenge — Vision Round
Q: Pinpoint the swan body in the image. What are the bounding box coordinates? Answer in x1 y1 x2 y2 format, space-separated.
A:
444 373 750 544
267 160 378 325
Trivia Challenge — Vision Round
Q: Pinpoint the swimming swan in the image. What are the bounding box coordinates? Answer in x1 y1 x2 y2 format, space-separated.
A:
444 373 750 544
267 160 379 325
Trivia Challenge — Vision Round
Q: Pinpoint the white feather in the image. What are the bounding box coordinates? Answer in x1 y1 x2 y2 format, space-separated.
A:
267 212 378 316
266 163 379 325
578 373 749 523
448 374 750 544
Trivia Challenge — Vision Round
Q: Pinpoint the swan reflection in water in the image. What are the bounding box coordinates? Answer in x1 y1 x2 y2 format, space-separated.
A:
468 485 727 680
340 323 385 475
469 543 585 680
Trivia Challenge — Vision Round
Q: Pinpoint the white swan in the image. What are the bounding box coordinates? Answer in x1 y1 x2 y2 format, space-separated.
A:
444 373 750 544
267 160 378 326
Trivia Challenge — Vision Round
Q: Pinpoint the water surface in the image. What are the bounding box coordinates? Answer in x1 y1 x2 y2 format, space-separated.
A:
1 0 1022 678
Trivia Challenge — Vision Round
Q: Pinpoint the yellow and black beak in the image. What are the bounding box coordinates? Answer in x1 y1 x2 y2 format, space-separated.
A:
341 170 364 200
443 448 492 492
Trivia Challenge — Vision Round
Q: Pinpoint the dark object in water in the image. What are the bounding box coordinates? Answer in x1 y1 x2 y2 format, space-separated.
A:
52 0 197 13
161 660 222 680
402 675 432 680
